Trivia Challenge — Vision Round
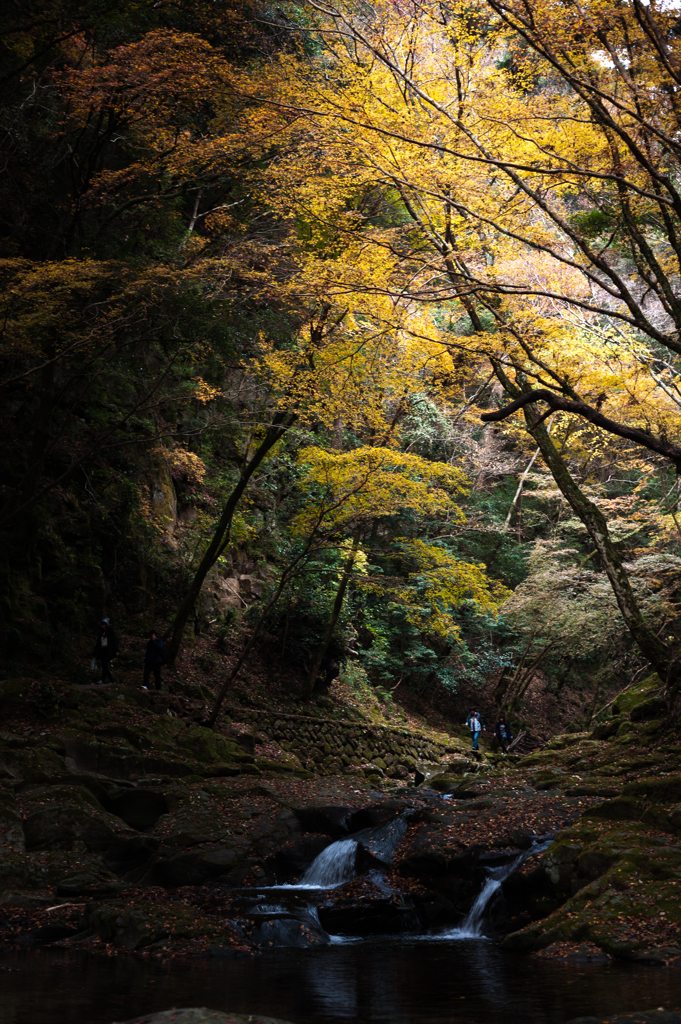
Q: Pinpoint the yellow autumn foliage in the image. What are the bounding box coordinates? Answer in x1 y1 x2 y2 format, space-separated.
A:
293 446 467 536
392 539 510 643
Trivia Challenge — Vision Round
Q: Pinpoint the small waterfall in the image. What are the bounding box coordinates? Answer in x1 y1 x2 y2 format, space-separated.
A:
299 838 358 887
444 840 550 939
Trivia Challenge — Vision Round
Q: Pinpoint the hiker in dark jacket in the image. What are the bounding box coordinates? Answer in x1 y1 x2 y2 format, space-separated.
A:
93 618 119 684
143 630 164 690
494 713 513 754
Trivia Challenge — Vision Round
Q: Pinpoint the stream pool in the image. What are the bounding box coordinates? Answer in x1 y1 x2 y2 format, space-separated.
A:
1 939 681 1024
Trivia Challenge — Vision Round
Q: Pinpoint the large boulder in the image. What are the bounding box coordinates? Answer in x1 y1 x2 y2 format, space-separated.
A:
1 745 70 785
22 785 137 853
246 915 328 948
64 737 195 779
317 875 420 936
353 813 412 867
630 696 667 722
345 799 413 832
0 850 98 891
502 824 681 959
611 674 662 716
116 1011 300 1024
22 785 137 852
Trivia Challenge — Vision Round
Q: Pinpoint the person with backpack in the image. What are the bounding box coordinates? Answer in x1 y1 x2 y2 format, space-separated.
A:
143 629 164 690
465 708 485 751
494 712 513 754
93 618 119 684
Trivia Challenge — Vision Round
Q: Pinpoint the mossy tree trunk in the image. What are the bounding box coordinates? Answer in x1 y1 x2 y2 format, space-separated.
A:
492 372 677 694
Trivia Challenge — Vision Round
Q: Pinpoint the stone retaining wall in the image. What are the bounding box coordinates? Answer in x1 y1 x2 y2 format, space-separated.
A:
230 707 460 779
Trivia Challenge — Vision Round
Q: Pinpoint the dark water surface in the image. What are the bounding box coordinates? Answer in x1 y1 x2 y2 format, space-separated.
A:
1 940 681 1024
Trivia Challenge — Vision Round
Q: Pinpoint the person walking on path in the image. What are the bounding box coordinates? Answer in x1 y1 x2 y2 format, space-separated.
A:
494 712 513 754
93 618 119 684
465 708 485 751
143 630 164 690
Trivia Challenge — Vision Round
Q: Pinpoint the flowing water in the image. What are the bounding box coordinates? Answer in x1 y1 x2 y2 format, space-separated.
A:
442 841 551 939
265 839 359 890
299 839 358 887
2 941 681 1024
4 838 681 1023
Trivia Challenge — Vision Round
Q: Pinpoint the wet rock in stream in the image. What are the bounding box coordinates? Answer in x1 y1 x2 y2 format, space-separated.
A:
115 1012 299 1024
316 873 421 936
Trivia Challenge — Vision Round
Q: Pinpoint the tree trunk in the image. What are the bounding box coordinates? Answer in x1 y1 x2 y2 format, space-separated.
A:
495 628 537 705
505 447 540 531
205 526 327 728
505 641 555 713
514 392 677 692
205 575 290 728
165 411 295 664
301 527 362 701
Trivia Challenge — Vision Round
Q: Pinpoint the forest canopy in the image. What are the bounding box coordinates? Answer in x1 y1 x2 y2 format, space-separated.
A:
2 0 680 717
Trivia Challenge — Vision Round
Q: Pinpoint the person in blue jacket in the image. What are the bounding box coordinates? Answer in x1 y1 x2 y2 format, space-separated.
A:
465 708 485 751
143 629 164 690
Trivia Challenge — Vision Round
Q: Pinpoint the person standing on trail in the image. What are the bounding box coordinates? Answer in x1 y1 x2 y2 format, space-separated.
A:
143 629 164 690
466 708 485 751
93 618 119 684
494 712 513 754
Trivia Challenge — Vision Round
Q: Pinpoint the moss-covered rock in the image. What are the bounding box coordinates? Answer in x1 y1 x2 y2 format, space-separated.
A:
612 674 662 716
429 775 470 794
640 803 681 835
630 696 667 722
0 744 69 784
585 796 643 822
176 726 243 764
591 717 625 741
623 775 681 802
503 822 681 958
0 850 99 891
21 785 136 852
85 899 223 949
547 732 592 750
